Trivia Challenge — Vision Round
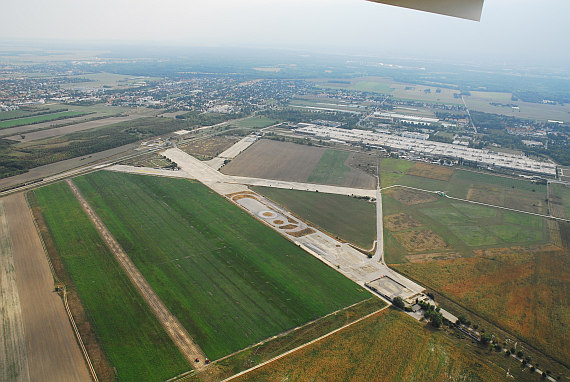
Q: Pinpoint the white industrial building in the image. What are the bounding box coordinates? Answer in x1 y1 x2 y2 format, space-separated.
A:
296 125 557 176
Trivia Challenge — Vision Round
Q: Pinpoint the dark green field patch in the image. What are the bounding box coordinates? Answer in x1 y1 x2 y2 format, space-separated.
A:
253 186 376 249
308 150 351 185
33 182 189 382
75 171 369 360
447 225 500 246
0 111 88 128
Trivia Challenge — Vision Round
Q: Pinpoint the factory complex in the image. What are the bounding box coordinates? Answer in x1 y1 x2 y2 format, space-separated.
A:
295 125 557 176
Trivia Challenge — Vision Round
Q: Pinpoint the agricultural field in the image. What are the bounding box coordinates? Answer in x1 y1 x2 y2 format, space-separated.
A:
0 110 89 129
222 139 375 189
202 297 386 381
550 183 570 218
464 92 570 122
380 158 548 214
0 105 68 121
3 193 91 382
383 188 550 264
252 186 376 249
74 171 370 360
181 135 241 160
394 248 570 365
0 200 30 382
382 174 569 365
235 310 512 382
315 77 463 104
59 72 156 90
33 183 189 381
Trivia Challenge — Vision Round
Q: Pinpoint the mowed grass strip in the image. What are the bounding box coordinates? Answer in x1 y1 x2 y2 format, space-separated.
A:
308 149 351 185
0 111 88 128
234 310 509 382
75 171 369 360
253 186 376 249
33 182 189 381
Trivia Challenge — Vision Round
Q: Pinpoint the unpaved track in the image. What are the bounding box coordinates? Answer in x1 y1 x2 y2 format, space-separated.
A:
0 200 30 382
4 193 91 382
66 179 206 366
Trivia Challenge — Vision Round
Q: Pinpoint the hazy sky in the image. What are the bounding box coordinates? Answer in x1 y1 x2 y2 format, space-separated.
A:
3 0 569 67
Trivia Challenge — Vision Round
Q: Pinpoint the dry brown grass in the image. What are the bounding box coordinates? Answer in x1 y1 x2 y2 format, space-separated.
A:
180 136 240 160
288 228 316 237
279 224 297 230
235 310 509 382
394 248 570 364
406 252 461 263
384 213 422 231
393 229 449 252
406 162 453 181
386 188 438 205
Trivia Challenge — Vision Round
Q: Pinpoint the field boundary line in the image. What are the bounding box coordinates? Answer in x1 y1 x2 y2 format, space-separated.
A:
63 289 99 382
222 305 389 382
210 297 378 366
24 191 99 382
65 179 206 366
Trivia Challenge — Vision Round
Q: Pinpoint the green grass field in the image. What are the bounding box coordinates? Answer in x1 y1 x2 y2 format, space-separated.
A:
0 106 66 121
383 190 549 264
0 111 89 128
33 182 189 381
252 187 376 248
379 158 414 187
551 183 570 218
236 309 512 382
308 149 351 185
380 158 547 214
75 171 370 360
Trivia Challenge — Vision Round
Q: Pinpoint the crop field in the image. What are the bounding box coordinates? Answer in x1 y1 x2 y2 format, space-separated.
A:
33 182 189 381
60 72 155 90
380 158 548 214
316 77 463 104
0 105 68 121
181 135 241 160
252 186 376 249
550 183 570 218
464 93 570 122
383 179 569 364
4 193 92 382
0 200 30 382
383 188 550 264
235 310 510 382
0 111 89 129
222 139 375 189
307 150 351 185
203 297 386 381
74 171 370 360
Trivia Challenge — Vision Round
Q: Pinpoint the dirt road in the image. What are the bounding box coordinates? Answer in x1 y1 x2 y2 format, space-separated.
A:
4 193 91 382
65 179 206 366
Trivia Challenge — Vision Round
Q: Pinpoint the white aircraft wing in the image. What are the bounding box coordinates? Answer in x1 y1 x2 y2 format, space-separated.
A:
367 0 484 21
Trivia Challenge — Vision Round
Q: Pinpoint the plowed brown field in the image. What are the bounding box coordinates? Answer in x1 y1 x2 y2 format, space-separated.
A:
4 193 91 381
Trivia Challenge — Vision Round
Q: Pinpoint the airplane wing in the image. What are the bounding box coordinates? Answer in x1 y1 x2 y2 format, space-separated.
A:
367 0 484 21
